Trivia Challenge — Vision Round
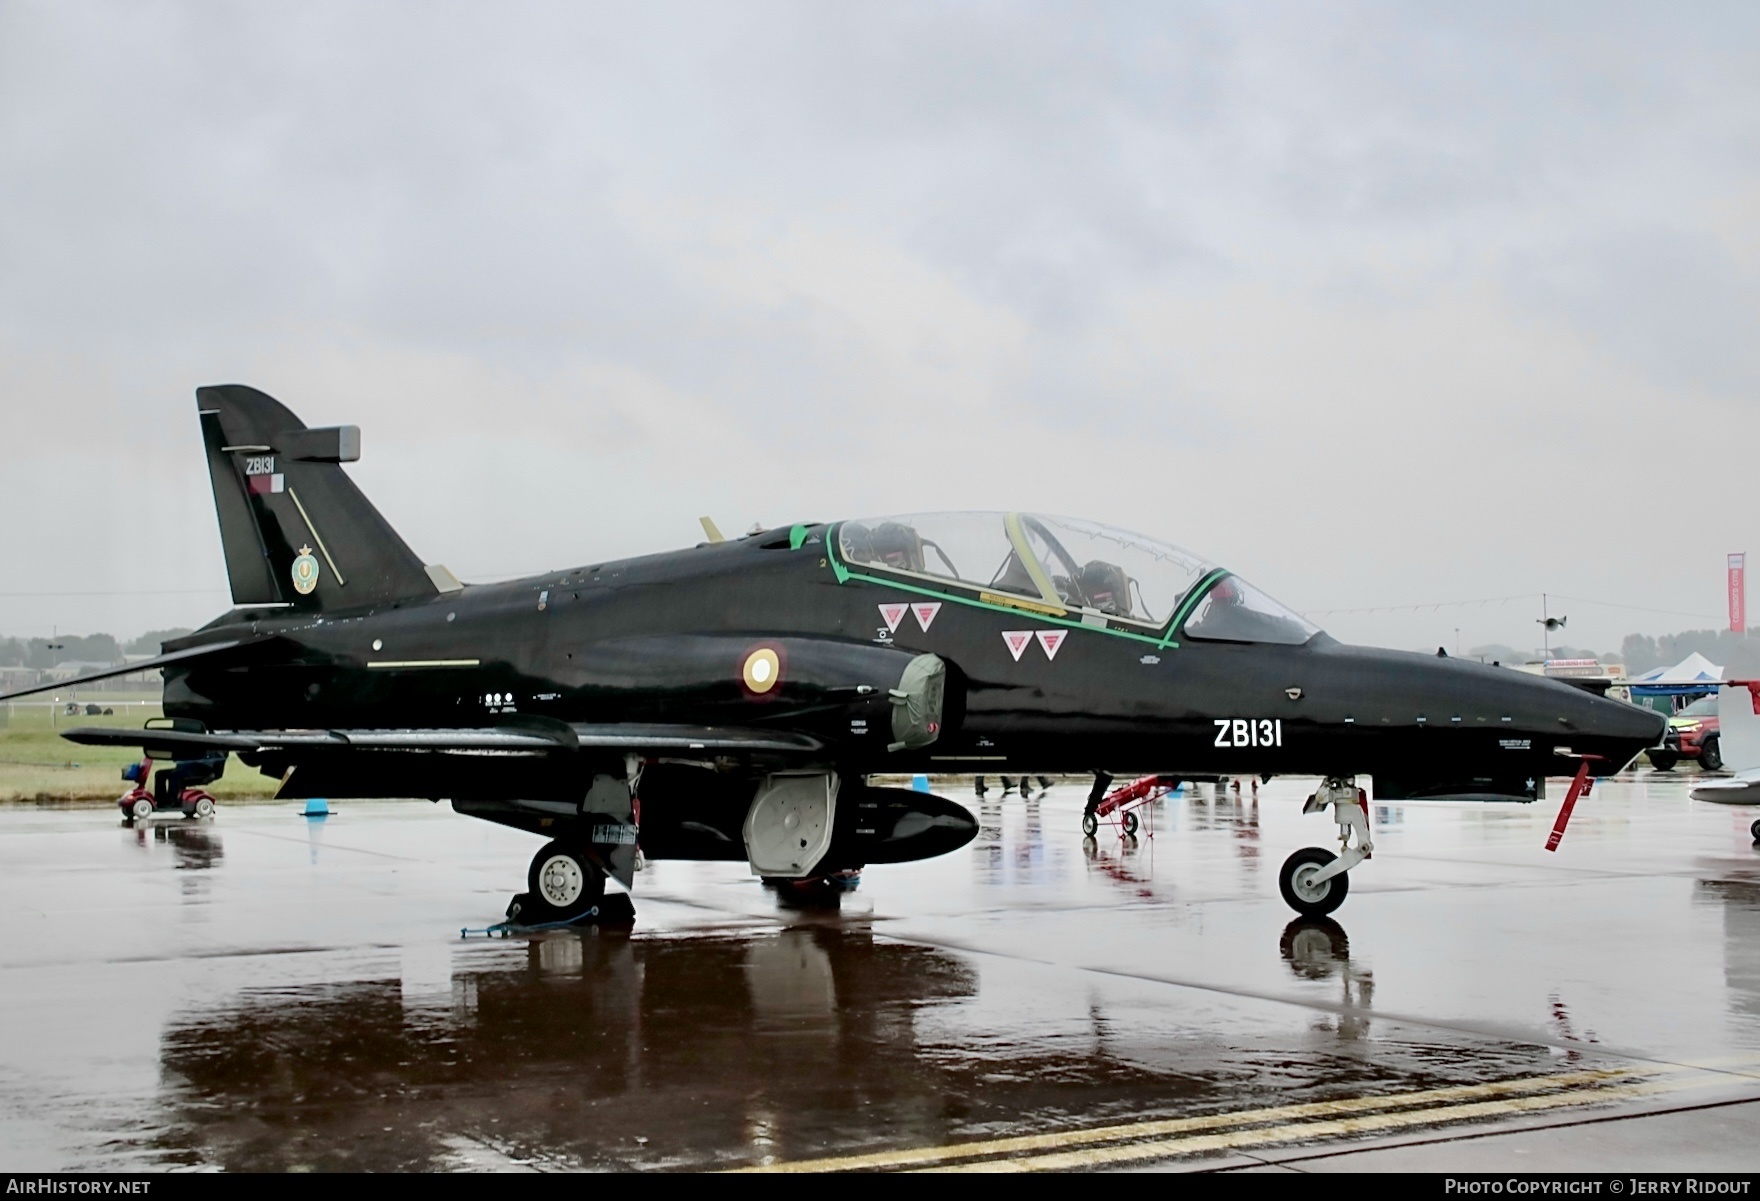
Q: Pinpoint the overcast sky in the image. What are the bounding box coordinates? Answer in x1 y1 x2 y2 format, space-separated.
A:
2 1 1757 656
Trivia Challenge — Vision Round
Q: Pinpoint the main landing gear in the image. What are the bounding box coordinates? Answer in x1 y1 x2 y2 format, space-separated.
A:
1279 777 1371 918
510 840 608 924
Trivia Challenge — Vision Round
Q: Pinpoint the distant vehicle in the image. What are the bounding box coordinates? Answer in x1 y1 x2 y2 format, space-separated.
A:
1652 694 1722 771
117 754 220 821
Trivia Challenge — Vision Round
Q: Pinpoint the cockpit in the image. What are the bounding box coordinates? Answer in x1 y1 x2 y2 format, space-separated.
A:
835 512 1320 645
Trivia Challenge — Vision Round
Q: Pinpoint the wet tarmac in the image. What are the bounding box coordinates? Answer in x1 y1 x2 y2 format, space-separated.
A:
3 775 1760 1172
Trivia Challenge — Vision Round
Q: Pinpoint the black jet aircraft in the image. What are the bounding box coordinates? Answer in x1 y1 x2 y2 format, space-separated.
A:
10 386 1665 920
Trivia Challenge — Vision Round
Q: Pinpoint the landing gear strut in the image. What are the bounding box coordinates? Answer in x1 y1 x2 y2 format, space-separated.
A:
1279 777 1370 917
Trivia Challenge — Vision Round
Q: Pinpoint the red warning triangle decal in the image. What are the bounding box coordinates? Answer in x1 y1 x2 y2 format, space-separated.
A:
1036 630 1067 661
878 603 907 633
1002 631 1032 661
912 602 941 632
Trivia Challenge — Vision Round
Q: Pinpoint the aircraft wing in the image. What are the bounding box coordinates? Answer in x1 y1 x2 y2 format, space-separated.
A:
61 722 825 758
0 640 252 701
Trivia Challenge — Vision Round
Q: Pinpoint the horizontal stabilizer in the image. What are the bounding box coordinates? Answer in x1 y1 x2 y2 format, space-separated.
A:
0 641 247 703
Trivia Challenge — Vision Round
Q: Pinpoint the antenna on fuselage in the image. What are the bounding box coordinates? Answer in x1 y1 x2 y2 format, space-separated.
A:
699 517 726 543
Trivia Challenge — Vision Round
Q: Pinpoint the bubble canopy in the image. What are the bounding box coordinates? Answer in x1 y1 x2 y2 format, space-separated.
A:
834 512 1320 644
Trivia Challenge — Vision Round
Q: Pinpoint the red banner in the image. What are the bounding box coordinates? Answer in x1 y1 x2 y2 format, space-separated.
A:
1730 553 1746 634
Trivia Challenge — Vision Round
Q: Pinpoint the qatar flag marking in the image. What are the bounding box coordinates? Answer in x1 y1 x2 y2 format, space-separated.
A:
1035 630 1067 661
878 603 908 633
912 602 941 632
1002 631 1033 661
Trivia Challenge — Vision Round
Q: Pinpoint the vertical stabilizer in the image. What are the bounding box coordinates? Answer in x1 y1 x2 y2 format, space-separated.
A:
198 384 436 610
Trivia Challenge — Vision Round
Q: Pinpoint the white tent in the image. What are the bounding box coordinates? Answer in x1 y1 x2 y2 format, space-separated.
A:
1629 652 1724 694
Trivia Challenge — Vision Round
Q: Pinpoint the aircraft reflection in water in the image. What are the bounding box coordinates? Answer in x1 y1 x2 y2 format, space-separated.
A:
13 385 1666 919
155 931 986 1171
1281 919 1375 1042
151 919 1581 1172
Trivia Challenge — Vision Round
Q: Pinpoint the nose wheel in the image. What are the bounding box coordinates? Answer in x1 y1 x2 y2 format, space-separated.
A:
1279 777 1371 917
1279 846 1349 917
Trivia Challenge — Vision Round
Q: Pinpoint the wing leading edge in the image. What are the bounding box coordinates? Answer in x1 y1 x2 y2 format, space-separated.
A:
61 723 825 757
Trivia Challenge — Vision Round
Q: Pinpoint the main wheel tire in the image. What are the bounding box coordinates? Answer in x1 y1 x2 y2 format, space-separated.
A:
1750 818 1760 843
130 797 154 821
1081 812 1098 836
1120 811 1139 836
1700 739 1724 772
1279 846 1349 918
192 795 216 819
526 842 606 922
1649 753 1677 772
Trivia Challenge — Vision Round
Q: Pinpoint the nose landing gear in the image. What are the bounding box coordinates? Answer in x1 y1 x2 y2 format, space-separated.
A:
1280 777 1370 917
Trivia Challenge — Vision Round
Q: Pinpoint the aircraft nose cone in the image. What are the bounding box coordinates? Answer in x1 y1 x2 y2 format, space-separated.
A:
1549 682 1667 767
1600 696 1668 744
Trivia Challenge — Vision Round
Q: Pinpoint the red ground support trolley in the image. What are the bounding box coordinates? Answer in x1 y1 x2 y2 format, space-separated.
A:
1082 774 1179 838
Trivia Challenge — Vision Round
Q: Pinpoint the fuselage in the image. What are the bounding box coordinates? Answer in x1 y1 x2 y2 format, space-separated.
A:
165 520 1664 800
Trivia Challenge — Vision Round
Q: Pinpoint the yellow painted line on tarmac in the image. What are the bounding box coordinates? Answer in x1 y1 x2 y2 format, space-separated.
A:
736 1058 1760 1174
933 1069 1748 1173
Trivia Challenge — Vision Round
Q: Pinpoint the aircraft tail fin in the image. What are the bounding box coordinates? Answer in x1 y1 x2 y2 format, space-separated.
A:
197 385 451 610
